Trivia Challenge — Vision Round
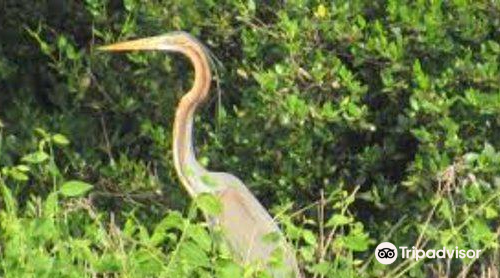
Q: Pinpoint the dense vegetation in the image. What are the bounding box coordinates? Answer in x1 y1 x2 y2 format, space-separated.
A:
1 0 499 277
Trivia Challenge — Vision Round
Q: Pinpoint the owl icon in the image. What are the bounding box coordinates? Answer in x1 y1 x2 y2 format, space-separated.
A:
378 248 395 259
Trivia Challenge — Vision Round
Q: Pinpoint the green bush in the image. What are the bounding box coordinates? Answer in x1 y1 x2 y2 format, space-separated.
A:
1 0 499 277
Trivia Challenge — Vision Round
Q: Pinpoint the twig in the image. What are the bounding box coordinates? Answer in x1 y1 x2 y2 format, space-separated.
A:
100 115 115 165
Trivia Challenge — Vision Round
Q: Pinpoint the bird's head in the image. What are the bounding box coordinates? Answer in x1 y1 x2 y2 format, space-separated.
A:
98 31 203 53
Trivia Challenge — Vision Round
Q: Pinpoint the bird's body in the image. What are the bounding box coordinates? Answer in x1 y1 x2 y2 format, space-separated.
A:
100 32 300 277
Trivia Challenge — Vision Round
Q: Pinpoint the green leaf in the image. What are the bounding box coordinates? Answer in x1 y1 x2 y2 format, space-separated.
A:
311 261 331 275
178 241 210 268
188 225 212 251
157 211 185 231
247 0 256 12
340 224 371 252
285 95 308 119
16 165 30 172
95 254 122 272
57 35 68 49
123 0 137 12
22 151 49 164
325 214 353 227
216 260 243 278
52 134 70 146
0 181 17 214
302 230 317 245
438 199 453 219
34 127 50 139
413 59 430 90
484 206 498 219
315 4 328 18
131 249 163 275
468 219 496 245
196 193 223 216
43 192 59 218
60 180 94 197
9 168 29 181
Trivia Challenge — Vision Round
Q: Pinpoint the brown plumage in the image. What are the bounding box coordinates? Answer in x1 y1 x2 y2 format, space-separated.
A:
99 32 300 277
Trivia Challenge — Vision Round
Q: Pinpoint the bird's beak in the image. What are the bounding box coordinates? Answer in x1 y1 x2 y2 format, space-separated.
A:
98 35 179 52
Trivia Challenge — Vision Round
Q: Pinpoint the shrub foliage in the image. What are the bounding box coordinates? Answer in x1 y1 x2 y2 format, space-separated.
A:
0 1 499 277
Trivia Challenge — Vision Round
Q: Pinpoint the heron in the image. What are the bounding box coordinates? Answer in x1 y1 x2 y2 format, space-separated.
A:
99 32 300 277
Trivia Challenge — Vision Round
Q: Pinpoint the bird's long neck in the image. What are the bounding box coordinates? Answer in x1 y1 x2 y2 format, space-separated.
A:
173 43 212 196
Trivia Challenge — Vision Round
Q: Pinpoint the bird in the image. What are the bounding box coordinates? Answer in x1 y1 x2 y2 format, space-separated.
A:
99 31 300 277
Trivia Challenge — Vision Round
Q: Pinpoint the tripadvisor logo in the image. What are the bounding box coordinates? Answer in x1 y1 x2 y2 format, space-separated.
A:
375 242 398 265
375 242 482 265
